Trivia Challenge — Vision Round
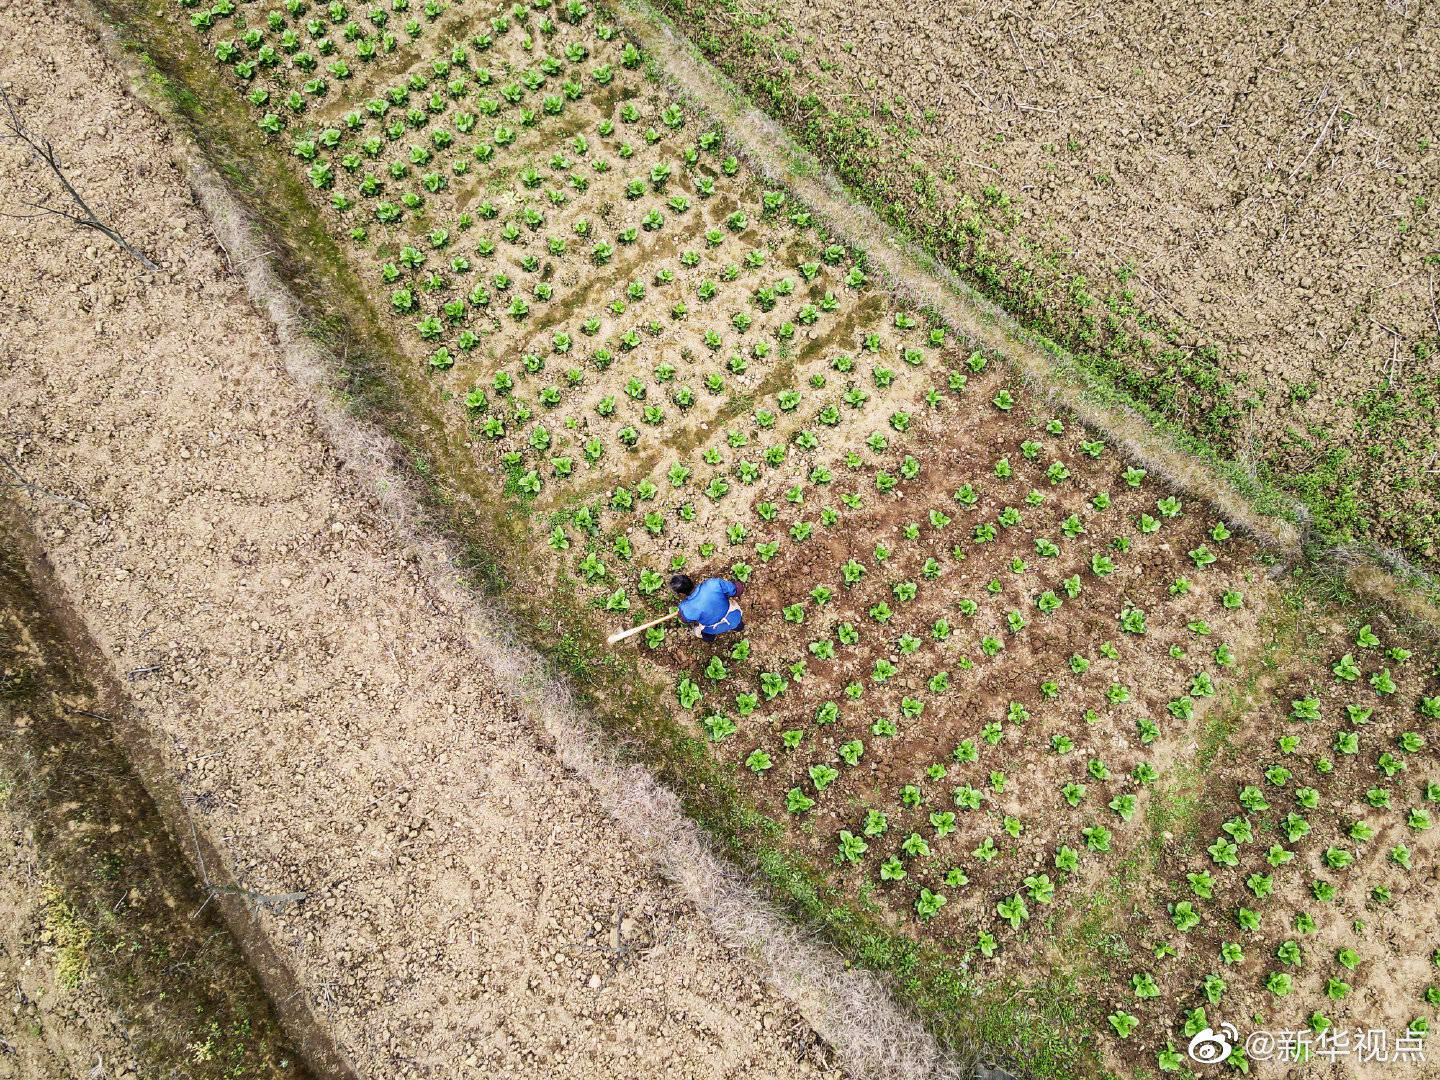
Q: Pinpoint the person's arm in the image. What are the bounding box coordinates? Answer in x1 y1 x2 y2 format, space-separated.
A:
718 579 738 598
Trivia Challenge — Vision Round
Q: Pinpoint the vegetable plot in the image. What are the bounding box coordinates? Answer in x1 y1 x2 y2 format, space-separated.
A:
175 0 1440 1073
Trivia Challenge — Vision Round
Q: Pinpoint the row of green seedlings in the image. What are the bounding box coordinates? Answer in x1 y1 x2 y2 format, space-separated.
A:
710 507 1240 740
408 188 859 395
225 4 653 247
489 330 956 512
1113 821 1439 1065
660 593 1224 795
588 451 1240 664
466 186 859 358
190 0 609 132
565 455 1237 748
432 196 864 412
476 307 950 495
483 333 1077 527
186 0 648 316
357 97 766 262
770 597 1232 824
492 340 1053 526
309 38 861 377
658 507 1239 804
476 274 928 426
184 0 447 64
331 72 715 247
651 612 1238 998
677 557 1235 754
357 102 716 255
808 648 1230 920
1107 628 1440 1066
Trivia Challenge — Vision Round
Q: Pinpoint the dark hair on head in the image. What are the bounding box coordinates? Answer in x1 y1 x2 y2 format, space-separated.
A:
670 573 695 597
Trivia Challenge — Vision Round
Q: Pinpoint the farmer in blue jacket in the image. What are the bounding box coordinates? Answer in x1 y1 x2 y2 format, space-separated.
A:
671 573 744 640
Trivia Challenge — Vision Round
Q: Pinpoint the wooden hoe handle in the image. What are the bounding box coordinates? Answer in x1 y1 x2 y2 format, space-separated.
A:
607 608 679 645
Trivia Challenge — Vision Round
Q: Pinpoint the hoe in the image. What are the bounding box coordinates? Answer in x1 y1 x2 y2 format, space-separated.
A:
606 608 679 645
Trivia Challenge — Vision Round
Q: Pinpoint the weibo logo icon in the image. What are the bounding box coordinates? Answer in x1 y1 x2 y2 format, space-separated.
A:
1187 1023 1238 1065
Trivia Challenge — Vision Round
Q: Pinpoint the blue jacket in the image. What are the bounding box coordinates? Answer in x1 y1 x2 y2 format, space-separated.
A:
678 578 742 635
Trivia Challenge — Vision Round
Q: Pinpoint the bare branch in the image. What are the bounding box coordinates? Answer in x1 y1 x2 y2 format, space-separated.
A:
181 794 307 917
1 455 91 510
0 88 159 271
1429 272 1439 337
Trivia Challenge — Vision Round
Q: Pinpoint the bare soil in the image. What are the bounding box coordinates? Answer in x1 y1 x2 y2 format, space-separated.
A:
0 3 842 1076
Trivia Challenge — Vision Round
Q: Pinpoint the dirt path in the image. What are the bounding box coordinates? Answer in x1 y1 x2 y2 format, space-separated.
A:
0 2 846 1076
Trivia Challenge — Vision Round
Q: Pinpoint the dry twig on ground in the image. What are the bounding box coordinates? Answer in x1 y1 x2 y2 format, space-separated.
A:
182 795 307 917
1 455 91 510
0 87 158 270
1290 100 1341 181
